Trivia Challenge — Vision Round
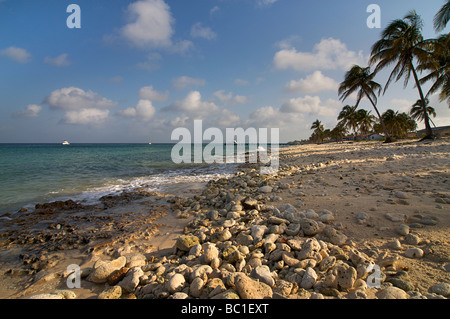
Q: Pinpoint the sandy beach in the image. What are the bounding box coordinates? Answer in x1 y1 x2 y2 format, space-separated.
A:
0 138 449 300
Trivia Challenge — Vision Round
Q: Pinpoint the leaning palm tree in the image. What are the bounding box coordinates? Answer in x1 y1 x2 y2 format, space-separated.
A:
338 65 392 142
370 10 434 139
410 98 437 127
434 0 450 32
418 33 450 105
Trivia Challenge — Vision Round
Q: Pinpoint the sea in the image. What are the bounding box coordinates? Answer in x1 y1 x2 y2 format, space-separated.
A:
0 143 258 216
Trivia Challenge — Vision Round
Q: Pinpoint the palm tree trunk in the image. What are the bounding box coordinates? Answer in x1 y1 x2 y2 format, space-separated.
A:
411 64 434 139
365 91 392 143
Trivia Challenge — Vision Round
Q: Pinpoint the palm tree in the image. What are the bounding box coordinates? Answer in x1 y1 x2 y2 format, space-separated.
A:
370 10 434 139
311 119 325 143
410 98 437 127
418 33 450 105
337 105 358 136
434 0 450 32
338 65 392 142
382 109 417 138
330 123 347 143
356 109 376 136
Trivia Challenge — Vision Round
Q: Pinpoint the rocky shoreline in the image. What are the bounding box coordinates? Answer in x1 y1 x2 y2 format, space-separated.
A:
0 139 449 299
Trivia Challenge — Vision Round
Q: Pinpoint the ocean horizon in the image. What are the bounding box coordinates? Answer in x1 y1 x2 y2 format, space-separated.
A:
0 142 281 216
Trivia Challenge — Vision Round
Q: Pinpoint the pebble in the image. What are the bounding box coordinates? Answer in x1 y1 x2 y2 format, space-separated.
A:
385 212 406 222
176 234 200 251
88 256 127 284
396 224 410 236
119 267 144 293
404 233 421 245
376 286 409 299
98 286 122 299
428 283 450 297
301 218 320 236
300 267 317 289
404 248 424 258
388 239 402 250
234 273 273 299
166 273 186 294
251 265 275 287
259 186 273 193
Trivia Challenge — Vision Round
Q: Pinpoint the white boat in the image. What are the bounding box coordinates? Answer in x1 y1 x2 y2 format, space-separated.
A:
148 139 152 145
62 140 70 145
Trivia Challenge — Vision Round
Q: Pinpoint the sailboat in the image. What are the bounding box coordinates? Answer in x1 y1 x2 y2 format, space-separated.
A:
148 139 152 145
62 140 70 145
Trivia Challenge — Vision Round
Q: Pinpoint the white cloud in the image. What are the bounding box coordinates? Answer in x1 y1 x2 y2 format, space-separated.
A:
210 6 220 15
246 105 305 128
173 76 206 89
109 76 123 84
137 52 162 71
234 79 249 86
257 0 278 8
63 108 110 125
44 87 117 110
139 86 169 102
163 91 219 118
12 104 42 118
280 95 339 117
274 38 367 71
118 99 156 122
284 71 339 94
120 0 174 48
190 22 217 40
44 53 71 67
213 90 247 104
0 46 31 63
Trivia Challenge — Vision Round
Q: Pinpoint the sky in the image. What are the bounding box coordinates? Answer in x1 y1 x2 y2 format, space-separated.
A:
0 0 449 143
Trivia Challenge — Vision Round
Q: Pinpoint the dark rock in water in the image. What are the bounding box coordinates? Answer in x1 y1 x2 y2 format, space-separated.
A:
35 200 83 211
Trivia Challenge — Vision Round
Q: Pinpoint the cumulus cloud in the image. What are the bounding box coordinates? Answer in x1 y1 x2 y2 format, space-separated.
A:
210 6 220 15
0 46 31 63
274 38 367 71
280 95 340 117
12 104 42 118
120 0 174 48
118 99 156 121
190 22 217 40
44 53 71 67
44 87 117 110
256 0 278 8
213 90 247 104
173 76 206 89
62 108 110 125
139 86 169 102
43 87 116 126
284 71 339 94
163 91 219 118
246 105 305 129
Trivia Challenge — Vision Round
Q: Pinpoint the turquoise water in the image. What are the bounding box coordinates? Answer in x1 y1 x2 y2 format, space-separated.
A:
0 143 242 215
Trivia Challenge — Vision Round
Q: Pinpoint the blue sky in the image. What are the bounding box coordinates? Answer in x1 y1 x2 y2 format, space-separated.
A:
0 0 448 143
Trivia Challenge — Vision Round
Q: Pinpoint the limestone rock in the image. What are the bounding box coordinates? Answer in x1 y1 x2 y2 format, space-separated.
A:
166 273 186 294
376 286 409 299
234 273 273 299
176 234 200 251
88 256 127 284
98 286 122 299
